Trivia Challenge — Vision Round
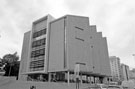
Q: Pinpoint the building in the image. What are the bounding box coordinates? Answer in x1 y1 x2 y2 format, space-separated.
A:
19 15 55 81
19 14 111 84
129 68 135 80
109 56 121 82
120 64 130 81
18 31 31 80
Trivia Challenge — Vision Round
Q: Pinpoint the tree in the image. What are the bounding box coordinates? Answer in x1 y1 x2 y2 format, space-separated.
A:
2 52 19 78
0 58 3 67
0 58 5 72
3 52 19 63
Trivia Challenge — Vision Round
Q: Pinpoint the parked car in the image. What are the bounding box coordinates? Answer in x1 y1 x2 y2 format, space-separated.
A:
85 84 123 89
107 85 123 89
87 84 108 89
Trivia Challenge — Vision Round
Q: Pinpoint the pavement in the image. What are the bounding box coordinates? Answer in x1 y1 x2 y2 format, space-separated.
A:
0 77 90 89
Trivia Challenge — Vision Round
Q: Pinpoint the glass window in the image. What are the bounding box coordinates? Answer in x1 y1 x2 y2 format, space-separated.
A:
33 28 46 38
32 38 46 48
42 29 46 34
38 40 41 46
29 60 44 70
40 49 45 55
31 48 45 58
41 38 46 45
75 37 84 41
37 31 40 37
33 32 38 38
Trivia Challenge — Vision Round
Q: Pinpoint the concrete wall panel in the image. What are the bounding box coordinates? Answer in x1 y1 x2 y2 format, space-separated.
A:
90 28 100 74
48 18 65 72
66 16 93 72
102 38 111 76
19 31 31 80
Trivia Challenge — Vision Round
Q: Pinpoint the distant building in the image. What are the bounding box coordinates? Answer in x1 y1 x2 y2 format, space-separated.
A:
121 64 130 81
110 56 121 81
129 68 135 80
19 14 111 84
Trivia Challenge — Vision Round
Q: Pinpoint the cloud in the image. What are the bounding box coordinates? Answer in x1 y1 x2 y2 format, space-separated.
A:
64 0 90 14
0 0 134 68
0 0 52 58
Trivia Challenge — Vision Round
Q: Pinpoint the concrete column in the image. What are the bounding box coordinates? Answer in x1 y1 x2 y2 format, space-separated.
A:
94 77 95 84
80 74 82 84
48 73 51 82
67 71 70 85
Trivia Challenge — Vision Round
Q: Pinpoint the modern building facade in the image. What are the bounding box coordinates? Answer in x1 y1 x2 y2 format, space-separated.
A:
129 68 135 80
19 31 31 80
19 15 55 81
121 64 130 81
109 56 122 82
19 14 111 84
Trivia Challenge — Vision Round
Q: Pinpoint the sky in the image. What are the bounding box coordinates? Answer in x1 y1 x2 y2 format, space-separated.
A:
0 0 135 68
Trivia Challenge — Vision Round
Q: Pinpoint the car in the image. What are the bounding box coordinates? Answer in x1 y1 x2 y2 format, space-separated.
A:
86 84 123 89
87 84 108 89
107 85 123 89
